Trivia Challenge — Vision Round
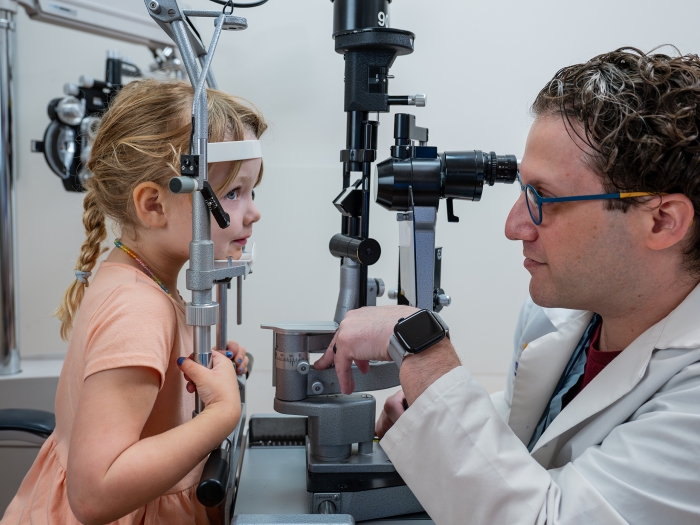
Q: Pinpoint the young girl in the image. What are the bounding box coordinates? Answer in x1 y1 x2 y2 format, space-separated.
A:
1 79 266 525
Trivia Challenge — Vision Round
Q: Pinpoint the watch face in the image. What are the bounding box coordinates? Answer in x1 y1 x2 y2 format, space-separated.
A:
395 310 445 352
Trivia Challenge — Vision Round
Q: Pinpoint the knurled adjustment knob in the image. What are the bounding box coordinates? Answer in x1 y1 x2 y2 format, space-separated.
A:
374 278 385 298
489 152 499 186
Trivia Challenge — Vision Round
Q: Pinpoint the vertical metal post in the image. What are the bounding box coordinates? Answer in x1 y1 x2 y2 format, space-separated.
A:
198 56 218 89
411 206 437 310
170 18 216 415
341 111 365 237
190 130 213 416
236 275 242 325
216 281 227 350
0 10 18 376
358 119 376 308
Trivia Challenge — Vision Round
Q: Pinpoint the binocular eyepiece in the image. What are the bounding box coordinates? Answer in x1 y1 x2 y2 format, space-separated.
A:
375 114 518 215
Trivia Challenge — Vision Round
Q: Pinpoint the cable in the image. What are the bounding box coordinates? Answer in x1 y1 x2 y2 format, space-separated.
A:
208 0 269 7
189 116 195 155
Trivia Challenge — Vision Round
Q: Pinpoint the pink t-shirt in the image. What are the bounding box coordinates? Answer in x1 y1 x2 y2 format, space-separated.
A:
1 263 211 525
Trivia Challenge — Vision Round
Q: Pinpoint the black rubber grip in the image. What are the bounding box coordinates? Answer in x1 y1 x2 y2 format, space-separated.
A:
328 233 381 266
201 181 231 229
196 445 230 507
0 409 55 438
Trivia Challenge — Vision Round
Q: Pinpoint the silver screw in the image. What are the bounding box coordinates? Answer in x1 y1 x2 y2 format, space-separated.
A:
311 382 324 394
149 1 161 14
437 293 452 307
296 360 309 375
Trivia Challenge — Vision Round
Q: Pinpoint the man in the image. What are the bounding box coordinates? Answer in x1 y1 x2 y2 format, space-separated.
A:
315 48 700 524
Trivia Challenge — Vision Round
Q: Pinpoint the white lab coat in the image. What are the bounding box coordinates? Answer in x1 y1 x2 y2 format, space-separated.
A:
381 284 700 525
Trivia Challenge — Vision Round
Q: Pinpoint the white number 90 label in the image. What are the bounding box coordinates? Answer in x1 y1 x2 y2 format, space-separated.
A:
378 11 388 27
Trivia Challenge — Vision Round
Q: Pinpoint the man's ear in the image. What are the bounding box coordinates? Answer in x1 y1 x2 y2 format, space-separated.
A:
645 194 695 251
132 182 168 229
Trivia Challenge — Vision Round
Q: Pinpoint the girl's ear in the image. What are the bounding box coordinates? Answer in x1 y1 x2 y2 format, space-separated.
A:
132 182 167 228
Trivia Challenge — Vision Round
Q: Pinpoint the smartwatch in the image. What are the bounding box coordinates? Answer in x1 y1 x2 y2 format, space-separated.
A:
388 309 449 368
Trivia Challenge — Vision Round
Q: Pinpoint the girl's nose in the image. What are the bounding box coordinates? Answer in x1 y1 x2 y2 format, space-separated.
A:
246 199 261 225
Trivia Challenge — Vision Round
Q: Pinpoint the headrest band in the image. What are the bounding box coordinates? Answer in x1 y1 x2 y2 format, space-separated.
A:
207 140 262 163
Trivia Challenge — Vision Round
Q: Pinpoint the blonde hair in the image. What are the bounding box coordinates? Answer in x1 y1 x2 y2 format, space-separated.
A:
55 79 267 340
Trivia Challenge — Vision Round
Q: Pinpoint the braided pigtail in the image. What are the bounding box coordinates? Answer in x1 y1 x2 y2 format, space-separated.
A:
55 191 107 341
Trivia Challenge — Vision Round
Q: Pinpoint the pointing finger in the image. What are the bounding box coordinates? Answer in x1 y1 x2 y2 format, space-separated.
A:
333 346 355 394
314 334 338 370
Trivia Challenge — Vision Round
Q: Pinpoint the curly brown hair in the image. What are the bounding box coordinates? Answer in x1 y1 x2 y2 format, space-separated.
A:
532 47 700 275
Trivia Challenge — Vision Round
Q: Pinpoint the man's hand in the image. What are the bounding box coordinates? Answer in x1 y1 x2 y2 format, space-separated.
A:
314 305 418 394
376 389 407 439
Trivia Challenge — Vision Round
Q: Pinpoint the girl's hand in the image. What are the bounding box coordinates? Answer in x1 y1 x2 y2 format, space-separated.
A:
226 340 249 375
177 351 240 425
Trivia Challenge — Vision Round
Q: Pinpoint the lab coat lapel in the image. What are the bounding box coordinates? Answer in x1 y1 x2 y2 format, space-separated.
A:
530 322 662 460
507 310 593 445
531 284 700 457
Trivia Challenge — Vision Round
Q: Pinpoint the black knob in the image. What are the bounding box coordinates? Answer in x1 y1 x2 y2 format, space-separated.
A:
329 233 382 265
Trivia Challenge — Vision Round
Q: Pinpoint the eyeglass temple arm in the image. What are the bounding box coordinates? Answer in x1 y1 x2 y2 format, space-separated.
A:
539 192 661 204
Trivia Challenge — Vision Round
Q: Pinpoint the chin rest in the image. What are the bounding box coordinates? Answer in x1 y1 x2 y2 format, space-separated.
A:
0 408 55 444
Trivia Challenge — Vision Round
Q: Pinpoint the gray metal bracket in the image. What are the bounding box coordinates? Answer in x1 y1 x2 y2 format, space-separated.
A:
275 394 375 460
186 260 248 291
232 515 354 525
306 363 399 397
145 0 207 56
309 486 422 522
398 206 436 310
262 322 399 402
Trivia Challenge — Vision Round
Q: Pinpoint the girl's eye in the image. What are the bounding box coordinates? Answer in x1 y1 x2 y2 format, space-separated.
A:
226 188 240 201
252 190 255 201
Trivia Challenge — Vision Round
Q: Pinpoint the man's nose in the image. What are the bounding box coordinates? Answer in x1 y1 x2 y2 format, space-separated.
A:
505 191 537 242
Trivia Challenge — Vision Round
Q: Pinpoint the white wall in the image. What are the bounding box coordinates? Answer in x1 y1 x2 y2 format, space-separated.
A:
12 0 700 416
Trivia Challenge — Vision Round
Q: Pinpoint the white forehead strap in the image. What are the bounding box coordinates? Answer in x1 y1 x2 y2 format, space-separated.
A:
207 140 262 163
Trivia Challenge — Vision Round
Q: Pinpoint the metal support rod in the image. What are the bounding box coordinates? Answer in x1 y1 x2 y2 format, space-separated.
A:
216 282 227 350
358 120 374 307
341 111 365 235
346 111 364 173
361 122 372 240
170 20 201 85
182 9 224 17
193 14 224 116
174 16 217 415
236 275 243 325
199 56 218 89
0 11 18 375
191 137 212 416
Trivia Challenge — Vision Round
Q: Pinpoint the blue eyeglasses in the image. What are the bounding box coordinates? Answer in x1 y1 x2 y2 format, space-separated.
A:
518 176 660 225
